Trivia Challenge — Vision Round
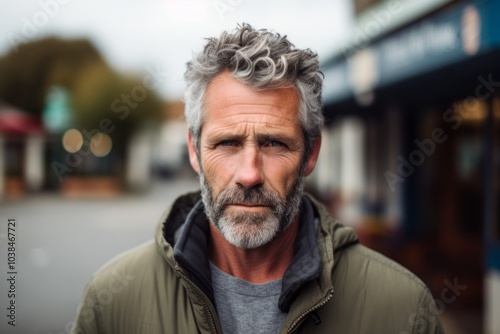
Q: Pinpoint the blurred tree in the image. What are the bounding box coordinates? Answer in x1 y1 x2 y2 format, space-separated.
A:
0 37 162 142
71 63 162 146
0 37 102 115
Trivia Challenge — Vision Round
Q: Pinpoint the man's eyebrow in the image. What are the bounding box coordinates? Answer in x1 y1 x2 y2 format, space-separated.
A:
255 133 296 143
207 132 296 142
206 133 246 144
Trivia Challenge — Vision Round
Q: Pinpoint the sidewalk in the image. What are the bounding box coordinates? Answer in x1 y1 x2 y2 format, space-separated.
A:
440 310 483 334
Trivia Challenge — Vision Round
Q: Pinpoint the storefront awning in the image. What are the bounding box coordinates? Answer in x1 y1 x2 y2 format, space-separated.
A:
322 0 500 105
0 105 45 135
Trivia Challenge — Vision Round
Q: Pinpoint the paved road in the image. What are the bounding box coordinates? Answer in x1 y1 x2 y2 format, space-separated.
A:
0 178 200 334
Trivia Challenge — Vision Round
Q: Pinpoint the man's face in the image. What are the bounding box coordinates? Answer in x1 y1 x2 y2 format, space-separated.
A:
187 71 320 249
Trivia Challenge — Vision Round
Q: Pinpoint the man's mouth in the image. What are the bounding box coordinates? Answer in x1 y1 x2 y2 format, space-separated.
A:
229 203 268 207
226 203 271 210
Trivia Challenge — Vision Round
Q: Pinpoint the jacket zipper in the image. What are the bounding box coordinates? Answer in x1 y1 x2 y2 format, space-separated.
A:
175 265 334 334
175 265 221 334
285 286 334 334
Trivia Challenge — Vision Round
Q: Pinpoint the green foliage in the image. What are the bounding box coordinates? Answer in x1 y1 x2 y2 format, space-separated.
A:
0 37 102 114
0 37 162 142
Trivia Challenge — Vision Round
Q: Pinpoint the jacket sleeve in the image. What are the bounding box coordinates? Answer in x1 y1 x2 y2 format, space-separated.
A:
410 288 445 334
71 279 106 334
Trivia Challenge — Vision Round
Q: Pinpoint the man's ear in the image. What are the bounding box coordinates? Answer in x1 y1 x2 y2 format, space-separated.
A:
187 131 200 174
304 135 321 177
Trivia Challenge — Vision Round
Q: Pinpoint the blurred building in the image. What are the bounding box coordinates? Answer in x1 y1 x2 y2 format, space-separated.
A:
313 0 500 332
0 38 170 198
152 100 190 179
0 103 45 198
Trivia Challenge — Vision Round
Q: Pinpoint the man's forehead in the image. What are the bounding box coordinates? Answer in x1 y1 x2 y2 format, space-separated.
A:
203 72 300 121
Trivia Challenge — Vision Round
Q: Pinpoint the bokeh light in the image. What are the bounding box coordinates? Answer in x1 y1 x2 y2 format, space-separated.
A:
90 132 112 157
62 128 83 153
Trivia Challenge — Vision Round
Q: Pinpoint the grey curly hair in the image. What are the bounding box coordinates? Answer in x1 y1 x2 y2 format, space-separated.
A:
184 23 324 157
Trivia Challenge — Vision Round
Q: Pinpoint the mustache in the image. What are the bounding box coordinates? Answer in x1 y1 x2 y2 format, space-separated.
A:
215 186 281 208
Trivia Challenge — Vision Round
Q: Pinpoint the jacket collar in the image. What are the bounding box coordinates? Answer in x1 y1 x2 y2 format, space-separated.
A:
278 196 321 312
155 191 359 312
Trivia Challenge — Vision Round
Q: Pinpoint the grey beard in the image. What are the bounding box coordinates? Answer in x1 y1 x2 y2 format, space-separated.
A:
199 169 305 249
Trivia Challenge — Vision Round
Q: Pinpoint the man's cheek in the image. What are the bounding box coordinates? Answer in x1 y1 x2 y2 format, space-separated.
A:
206 168 231 193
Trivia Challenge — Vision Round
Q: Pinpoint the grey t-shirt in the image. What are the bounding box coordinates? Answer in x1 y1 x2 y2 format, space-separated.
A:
210 262 287 334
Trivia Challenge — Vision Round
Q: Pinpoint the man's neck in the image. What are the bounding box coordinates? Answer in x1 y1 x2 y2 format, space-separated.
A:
208 218 299 284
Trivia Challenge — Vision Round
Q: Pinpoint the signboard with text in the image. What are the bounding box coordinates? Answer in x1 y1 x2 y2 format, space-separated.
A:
323 1 500 104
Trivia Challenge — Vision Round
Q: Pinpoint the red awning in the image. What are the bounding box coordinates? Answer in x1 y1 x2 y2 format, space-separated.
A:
0 107 45 135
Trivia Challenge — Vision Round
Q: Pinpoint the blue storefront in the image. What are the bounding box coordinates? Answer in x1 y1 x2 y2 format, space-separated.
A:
321 0 500 331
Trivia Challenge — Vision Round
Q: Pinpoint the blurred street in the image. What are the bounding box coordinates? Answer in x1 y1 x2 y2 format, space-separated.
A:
1 0 498 332
0 178 199 334
0 176 485 333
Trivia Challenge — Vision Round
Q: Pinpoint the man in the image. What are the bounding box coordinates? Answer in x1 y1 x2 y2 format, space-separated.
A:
72 24 443 334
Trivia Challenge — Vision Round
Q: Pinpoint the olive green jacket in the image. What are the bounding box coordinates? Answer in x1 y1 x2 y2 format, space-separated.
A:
71 192 443 334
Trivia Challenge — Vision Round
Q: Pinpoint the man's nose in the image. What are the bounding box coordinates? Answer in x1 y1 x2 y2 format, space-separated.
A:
234 146 264 189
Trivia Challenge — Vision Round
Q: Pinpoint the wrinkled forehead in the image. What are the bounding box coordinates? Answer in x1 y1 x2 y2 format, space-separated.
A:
203 72 300 124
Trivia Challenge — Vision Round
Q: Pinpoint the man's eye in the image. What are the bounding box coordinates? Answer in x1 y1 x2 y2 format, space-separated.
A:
219 140 236 147
268 141 285 147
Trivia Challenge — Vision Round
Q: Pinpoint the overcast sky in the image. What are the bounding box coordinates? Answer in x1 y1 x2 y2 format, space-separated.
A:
0 0 354 99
